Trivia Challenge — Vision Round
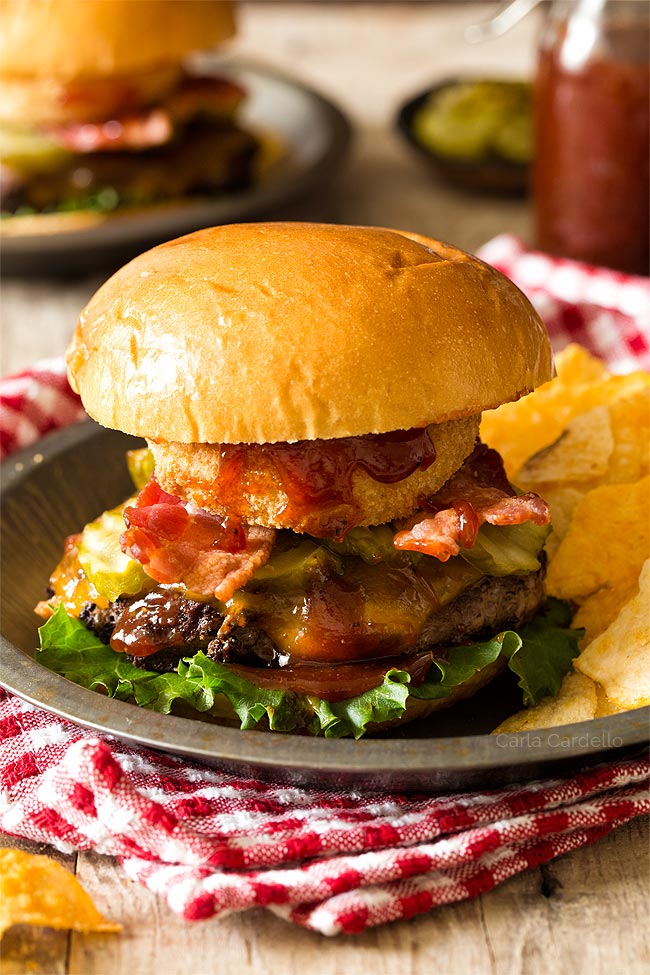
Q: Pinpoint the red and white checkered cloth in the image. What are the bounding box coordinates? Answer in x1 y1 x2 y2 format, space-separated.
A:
0 237 649 934
0 357 85 460
1 689 648 935
478 235 650 373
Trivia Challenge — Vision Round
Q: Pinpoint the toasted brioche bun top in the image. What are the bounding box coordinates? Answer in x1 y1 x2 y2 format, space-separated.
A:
67 223 553 444
0 0 234 80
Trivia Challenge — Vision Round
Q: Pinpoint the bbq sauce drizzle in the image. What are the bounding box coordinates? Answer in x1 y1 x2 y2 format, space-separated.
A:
217 426 437 537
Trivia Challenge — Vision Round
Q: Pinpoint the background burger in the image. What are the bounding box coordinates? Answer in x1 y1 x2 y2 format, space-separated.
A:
0 0 259 227
35 223 581 738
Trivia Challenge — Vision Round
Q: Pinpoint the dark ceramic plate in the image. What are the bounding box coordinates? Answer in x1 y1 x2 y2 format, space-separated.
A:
1 423 648 792
1 59 351 276
396 79 529 196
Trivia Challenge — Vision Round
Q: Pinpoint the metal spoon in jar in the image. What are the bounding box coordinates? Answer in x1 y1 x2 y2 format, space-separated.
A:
464 0 543 43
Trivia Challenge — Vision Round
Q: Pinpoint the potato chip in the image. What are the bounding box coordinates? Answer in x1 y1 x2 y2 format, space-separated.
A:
575 560 650 710
481 344 649 478
517 405 614 486
537 483 587 560
605 387 650 485
554 343 609 385
573 578 642 646
594 684 622 718
0 849 121 937
493 671 597 733
487 345 649 730
547 476 650 618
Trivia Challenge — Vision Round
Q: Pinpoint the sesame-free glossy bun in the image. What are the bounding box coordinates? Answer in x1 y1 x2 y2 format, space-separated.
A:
67 222 553 445
0 0 234 80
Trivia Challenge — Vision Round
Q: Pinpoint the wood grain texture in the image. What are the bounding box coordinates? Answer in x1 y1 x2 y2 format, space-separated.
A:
0 837 74 975
1 823 648 975
478 818 650 975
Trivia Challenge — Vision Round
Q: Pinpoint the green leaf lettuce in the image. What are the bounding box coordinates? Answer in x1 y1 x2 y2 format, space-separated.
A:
35 600 582 739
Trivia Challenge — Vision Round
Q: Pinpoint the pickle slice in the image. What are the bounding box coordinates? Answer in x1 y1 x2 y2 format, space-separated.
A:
459 521 550 576
325 525 404 564
413 80 532 164
0 128 72 173
126 448 155 490
77 505 155 602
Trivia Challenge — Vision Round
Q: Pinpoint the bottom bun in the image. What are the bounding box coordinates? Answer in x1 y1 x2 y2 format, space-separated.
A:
365 656 507 733
193 655 508 735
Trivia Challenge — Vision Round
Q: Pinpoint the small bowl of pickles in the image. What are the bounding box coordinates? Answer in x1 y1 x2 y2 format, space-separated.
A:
396 78 532 195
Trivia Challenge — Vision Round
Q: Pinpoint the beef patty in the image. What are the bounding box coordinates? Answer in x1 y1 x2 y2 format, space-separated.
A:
78 559 546 675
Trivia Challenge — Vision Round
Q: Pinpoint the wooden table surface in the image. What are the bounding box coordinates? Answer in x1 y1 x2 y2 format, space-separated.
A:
1 5 648 973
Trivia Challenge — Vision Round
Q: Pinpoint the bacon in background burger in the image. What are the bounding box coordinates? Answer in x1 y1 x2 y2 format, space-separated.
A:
0 0 260 219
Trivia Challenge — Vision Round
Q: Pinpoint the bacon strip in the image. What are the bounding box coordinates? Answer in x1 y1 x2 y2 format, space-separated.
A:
121 479 275 602
48 75 246 153
393 443 550 561
50 110 173 153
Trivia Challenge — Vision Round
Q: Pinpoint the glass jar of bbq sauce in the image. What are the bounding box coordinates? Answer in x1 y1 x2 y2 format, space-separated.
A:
534 0 649 274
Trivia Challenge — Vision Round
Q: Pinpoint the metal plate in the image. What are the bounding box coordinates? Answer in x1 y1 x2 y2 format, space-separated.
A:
1 59 351 275
1 423 648 792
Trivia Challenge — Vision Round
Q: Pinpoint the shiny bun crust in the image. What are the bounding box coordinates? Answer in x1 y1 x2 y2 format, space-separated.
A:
67 222 554 444
0 1 234 80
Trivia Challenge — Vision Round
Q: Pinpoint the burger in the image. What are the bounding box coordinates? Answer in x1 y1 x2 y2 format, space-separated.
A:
0 0 259 227
35 223 581 737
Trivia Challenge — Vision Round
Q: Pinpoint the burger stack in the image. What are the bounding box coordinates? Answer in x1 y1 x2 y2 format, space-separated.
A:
0 0 258 225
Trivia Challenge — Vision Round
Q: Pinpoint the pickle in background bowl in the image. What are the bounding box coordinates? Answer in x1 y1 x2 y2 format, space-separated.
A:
397 78 532 196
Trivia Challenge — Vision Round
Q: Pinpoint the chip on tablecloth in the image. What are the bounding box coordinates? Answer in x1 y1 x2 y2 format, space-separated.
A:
0 848 120 936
